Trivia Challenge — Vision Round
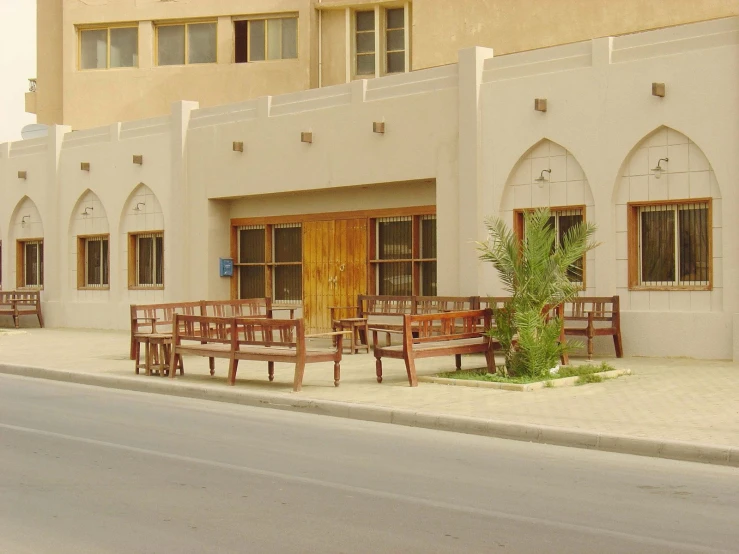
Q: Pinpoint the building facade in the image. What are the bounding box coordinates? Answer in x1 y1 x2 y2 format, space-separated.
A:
27 0 738 130
6 17 739 361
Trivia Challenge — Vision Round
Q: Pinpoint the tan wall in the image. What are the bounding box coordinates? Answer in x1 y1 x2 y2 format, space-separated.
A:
36 0 64 125
320 9 347 87
412 0 739 68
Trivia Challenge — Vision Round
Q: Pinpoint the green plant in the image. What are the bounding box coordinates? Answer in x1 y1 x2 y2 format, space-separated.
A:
478 208 598 379
576 373 604 385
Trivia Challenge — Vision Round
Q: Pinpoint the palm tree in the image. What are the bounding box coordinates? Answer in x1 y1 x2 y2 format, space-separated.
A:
478 208 598 378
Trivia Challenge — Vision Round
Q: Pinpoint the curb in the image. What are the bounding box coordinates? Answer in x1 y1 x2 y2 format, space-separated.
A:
1 363 736 468
419 368 631 391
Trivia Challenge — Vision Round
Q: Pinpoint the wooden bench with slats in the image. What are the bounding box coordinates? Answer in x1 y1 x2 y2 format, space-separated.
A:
558 296 624 360
169 314 346 392
372 309 496 387
0 290 43 328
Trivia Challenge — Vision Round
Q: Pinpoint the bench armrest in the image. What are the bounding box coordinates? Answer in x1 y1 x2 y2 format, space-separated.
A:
305 330 352 338
132 317 157 322
368 327 403 334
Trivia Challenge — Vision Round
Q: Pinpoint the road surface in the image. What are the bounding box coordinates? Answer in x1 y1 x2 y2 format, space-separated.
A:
0 374 737 553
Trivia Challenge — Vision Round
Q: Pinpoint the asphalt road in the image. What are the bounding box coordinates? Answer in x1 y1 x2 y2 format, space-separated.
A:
0 374 737 554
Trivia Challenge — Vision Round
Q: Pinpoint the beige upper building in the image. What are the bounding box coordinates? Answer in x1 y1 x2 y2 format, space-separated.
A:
28 0 738 130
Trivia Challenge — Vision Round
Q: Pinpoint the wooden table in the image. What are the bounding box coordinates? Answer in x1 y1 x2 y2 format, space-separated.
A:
333 317 369 355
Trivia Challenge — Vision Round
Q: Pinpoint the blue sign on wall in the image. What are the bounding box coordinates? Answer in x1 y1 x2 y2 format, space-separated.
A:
219 258 234 277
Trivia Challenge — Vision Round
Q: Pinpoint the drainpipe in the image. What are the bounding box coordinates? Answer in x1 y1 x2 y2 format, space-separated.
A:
318 0 322 88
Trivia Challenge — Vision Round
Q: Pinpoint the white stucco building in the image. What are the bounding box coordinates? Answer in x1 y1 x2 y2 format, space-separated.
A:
2 17 738 360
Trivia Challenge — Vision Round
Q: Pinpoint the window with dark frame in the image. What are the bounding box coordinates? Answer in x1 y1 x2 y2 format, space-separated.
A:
628 200 711 289
234 17 298 63
370 214 436 296
236 224 303 302
78 235 109 289
18 239 44 289
129 232 163 288
515 208 585 286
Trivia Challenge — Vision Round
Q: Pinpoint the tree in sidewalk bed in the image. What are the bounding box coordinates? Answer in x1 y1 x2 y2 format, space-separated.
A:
477 208 599 379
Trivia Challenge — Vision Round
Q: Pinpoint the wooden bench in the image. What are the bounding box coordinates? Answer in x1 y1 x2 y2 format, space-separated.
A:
372 309 496 387
558 296 624 360
169 315 346 392
0 291 43 328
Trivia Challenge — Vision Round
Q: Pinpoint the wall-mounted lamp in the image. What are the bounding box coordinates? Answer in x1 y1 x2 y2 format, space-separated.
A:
133 155 143 165
18 171 27 180
651 158 669 179
21 215 30 227
80 162 90 172
534 98 547 112
373 122 385 134
534 169 551 187
652 82 666 98
82 207 93 216
233 141 244 153
301 131 313 144
133 202 145 212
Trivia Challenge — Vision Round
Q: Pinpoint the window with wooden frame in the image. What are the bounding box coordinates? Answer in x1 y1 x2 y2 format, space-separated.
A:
514 207 586 287
627 200 711 290
236 224 303 301
234 16 298 63
156 21 217 66
385 8 405 74
79 25 138 70
354 5 409 78
77 235 109 289
128 232 163 289
17 239 43 289
370 214 436 296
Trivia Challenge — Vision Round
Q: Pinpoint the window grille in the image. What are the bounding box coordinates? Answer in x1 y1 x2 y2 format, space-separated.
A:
135 233 163 287
83 236 109 288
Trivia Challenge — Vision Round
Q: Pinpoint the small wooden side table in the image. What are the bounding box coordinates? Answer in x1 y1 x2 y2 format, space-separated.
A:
333 318 369 355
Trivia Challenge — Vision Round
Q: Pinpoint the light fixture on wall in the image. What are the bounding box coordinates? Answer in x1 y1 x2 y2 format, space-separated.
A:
534 169 551 187
133 155 144 165
301 131 313 144
534 98 547 112
133 202 145 212
652 158 669 179
232 141 244 153
652 82 666 98
18 171 27 180
21 215 30 227
82 207 93 216
80 162 91 172
373 121 385 134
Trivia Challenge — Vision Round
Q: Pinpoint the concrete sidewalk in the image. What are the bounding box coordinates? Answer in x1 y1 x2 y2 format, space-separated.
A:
1 328 737 466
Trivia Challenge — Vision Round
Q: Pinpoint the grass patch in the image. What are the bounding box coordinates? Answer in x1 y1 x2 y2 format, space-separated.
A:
437 362 617 384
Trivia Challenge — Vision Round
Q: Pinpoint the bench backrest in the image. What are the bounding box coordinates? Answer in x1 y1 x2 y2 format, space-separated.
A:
130 301 203 334
560 296 620 323
172 314 303 350
414 296 478 314
405 309 493 344
359 295 415 317
202 298 273 318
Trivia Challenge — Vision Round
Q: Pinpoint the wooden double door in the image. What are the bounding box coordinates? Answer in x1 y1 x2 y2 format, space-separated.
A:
302 219 368 333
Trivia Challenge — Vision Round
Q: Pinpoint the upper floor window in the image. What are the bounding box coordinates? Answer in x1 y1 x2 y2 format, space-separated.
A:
157 22 216 66
627 200 711 290
234 17 298 63
79 26 138 70
354 6 408 78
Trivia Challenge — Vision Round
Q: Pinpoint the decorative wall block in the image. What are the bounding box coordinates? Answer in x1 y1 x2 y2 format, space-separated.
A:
232 141 244 152
652 82 665 97
534 98 547 112
301 132 313 144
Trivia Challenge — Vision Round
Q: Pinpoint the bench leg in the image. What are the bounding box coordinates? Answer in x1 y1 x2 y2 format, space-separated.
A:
37 311 44 328
403 354 418 387
484 347 496 374
209 357 215 376
333 361 340 387
134 341 141 375
613 332 624 358
227 357 239 386
375 357 383 383
455 354 462 370
145 341 153 377
268 361 275 382
292 361 306 392
168 349 180 379
587 333 594 360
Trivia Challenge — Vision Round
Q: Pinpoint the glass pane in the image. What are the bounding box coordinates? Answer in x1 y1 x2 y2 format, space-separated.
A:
155 236 164 285
281 18 298 59
138 237 153 284
239 266 265 299
378 219 412 260
274 266 302 302
679 205 709 282
387 8 404 29
188 23 216 64
641 209 675 283
87 240 102 285
239 229 265 263
379 262 412 296
249 20 265 61
421 261 437 296
157 25 185 66
80 29 107 69
267 18 281 60
110 27 138 68
274 226 302 263
387 51 404 73
356 11 375 32
356 53 375 75
25 243 38 286
421 217 436 259
102 239 109 286
558 213 584 282
234 20 248 63
356 32 375 54
386 29 404 51
40 242 44 286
